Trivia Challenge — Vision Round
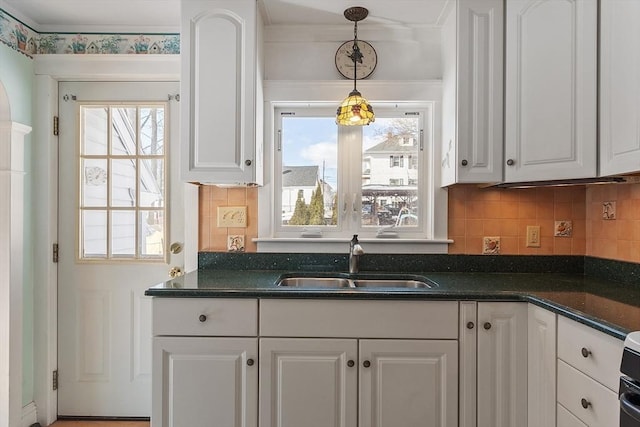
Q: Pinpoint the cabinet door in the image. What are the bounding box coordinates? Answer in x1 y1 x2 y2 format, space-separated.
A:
259 338 357 427
527 304 556 427
477 302 528 427
456 0 504 183
181 0 260 184
359 339 458 427
599 0 640 176
152 337 257 427
505 0 597 182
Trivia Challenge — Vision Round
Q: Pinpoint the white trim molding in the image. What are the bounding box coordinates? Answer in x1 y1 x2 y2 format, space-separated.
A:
21 402 37 427
0 120 32 427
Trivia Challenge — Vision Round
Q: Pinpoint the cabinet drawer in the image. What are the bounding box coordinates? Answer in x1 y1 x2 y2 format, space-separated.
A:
153 298 257 336
557 403 588 427
557 316 623 391
260 299 458 338
557 360 619 427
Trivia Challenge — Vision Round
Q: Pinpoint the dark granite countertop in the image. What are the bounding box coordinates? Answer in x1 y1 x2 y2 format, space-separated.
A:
146 269 640 340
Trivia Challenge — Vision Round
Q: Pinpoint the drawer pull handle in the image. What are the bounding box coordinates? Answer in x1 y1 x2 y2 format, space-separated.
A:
363 360 371 368
581 347 591 358
347 360 355 368
581 398 591 409
247 358 254 366
198 314 207 322
461 159 468 166
483 322 492 330
467 321 475 330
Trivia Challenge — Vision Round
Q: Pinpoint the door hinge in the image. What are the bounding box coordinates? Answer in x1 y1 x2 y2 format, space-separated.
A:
52 370 58 390
53 116 59 136
53 243 59 263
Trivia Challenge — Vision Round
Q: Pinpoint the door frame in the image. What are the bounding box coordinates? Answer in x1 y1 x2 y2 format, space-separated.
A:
32 54 198 426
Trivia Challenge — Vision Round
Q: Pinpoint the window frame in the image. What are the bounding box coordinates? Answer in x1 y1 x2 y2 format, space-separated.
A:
257 81 449 254
77 102 168 263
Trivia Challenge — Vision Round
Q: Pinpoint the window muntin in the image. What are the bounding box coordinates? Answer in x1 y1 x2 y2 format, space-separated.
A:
79 104 167 261
274 105 426 238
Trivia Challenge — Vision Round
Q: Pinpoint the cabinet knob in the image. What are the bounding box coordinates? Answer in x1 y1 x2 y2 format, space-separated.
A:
506 159 515 166
581 398 591 409
247 358 254 366
581 347 591 358
245 159 252 166
461 159 468 166
466 321 475 330
363 360 371 368
198 314 207 322
483 322 492 330
347 360 355 368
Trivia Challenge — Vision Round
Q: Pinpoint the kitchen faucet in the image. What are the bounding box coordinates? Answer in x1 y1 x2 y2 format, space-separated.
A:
349 235 365 274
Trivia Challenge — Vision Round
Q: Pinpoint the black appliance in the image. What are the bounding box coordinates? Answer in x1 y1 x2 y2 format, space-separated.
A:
621 332 640 427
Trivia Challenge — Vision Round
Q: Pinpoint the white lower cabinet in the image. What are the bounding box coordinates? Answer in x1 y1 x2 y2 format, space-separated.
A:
528 304 557 427
259 337 457 427
556 316 623 427
259 338 357 427
152 337 258 427
477 302 528 427
558 403 589 427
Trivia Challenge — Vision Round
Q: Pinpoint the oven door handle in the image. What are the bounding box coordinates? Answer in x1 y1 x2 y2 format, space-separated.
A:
621 392 640 421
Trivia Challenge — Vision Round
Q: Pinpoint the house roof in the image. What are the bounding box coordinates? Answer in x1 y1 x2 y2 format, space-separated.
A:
366 133 417 153
282 165 319 187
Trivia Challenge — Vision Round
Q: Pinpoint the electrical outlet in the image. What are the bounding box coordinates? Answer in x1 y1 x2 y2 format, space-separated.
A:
526 226 541 248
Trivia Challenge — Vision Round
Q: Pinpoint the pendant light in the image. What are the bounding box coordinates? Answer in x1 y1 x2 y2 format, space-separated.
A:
336 7 375 126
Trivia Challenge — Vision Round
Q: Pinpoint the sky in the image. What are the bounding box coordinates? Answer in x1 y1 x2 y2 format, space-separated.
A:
281 116 399 189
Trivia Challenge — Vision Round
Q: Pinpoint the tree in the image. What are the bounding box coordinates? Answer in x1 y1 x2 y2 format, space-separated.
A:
308 182 325 225
288 190 309 225
330 194 338 225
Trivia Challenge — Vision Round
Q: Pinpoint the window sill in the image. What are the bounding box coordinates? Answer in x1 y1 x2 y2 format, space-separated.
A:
254 238 451 254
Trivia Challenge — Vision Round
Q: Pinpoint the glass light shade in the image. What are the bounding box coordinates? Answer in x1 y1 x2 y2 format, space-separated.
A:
336 90 375 126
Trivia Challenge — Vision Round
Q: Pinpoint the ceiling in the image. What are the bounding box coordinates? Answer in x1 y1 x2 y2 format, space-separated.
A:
2 0 450 32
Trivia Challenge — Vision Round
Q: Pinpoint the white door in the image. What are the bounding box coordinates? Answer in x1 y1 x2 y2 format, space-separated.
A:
359 339 458 427
57 81 183 417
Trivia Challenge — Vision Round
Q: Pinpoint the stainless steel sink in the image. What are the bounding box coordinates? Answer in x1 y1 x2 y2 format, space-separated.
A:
353 279 434 288
276 277 353 288
275 274 437 289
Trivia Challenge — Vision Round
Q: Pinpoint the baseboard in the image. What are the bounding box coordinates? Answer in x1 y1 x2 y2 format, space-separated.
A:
21 401 38 427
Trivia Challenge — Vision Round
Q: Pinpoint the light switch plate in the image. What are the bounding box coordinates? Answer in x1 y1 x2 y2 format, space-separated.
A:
217 206 247 227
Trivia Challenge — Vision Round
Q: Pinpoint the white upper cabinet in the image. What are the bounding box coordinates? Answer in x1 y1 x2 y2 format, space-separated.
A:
441 0 504 186
181 0 264 185
505 0 597 182
599 0 640 176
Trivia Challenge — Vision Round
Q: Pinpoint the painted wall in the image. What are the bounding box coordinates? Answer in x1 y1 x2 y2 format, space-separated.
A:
0 41 34 406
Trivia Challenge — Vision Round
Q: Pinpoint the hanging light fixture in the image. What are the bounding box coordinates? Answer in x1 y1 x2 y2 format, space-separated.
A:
336 6 375 126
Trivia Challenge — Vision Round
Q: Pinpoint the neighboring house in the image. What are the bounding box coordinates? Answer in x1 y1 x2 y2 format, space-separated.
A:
363 132 419 187
362 132 418 223
281 165 334 223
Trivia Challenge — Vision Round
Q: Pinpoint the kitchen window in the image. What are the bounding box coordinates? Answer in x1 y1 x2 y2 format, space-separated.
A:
270 104 432 240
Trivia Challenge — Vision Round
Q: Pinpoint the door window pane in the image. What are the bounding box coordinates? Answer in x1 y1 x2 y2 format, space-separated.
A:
110 159 137 207
111 107 137 155
82 210 107 258
139 211 164 257
111 211 136 256
139 107 165 155
82 107 108 155
139 159 164 208
82 159 107 207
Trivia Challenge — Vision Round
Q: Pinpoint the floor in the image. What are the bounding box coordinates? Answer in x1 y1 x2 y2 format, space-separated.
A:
48 421 149 427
